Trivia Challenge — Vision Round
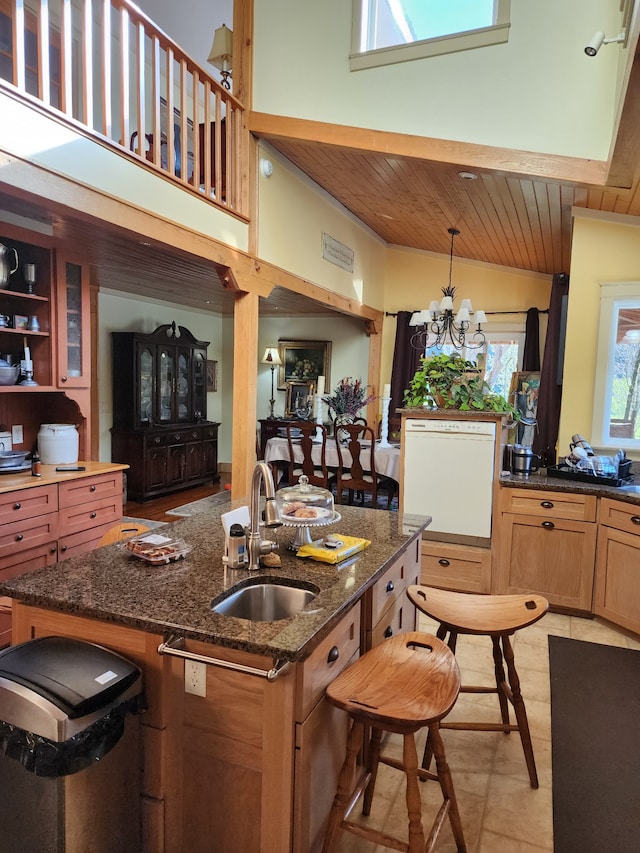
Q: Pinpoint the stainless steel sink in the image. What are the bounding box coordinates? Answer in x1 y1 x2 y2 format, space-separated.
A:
211 578 320 621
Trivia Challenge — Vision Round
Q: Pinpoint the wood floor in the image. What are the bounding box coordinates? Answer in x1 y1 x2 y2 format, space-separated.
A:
124 482 225 522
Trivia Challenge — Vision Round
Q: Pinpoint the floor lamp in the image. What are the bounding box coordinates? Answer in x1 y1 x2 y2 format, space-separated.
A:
262 347 282 419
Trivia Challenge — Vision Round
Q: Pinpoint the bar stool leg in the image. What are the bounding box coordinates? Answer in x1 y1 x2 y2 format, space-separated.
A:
502 635 539 788
362 726 383 815
491 636 511 728
429 725 467 852
322 719 365 853
403 732 427 853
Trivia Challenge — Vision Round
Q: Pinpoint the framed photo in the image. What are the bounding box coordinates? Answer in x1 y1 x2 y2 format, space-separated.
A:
277 339 331 390
13 315 28 330
206 360 217 392
285 380 315 417
509 371 541 447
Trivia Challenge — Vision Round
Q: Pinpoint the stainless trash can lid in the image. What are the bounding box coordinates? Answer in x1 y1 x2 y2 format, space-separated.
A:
0 636 141 741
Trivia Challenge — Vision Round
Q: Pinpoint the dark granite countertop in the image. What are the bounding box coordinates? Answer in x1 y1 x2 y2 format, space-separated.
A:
0 506 430 663
499 465 640 505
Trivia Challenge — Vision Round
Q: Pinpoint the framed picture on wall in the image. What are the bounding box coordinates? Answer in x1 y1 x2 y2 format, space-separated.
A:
277 340 331 390
509 371 541 446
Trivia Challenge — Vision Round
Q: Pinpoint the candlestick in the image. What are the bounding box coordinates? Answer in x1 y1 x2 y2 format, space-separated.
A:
313 394 324 442
383 383 391 399
378 396 391 447
316 375 325 396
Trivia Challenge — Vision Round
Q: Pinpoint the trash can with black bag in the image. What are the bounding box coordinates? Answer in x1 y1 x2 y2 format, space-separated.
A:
0 636 145 853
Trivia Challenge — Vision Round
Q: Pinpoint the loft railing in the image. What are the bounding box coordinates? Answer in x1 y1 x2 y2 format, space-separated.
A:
0 0 247 217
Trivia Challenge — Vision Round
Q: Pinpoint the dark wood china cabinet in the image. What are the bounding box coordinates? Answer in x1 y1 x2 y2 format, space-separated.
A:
111 322 219 501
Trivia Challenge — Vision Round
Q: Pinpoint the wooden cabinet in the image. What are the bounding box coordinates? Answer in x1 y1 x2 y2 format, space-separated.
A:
55 252 90 387
362 536 421 649
111 323 219 501
0 471 124 646
594 498 640 634
421 540 492 593
496 487 597 611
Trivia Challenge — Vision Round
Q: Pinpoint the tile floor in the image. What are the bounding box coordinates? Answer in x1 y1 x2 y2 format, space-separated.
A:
334 610 640 852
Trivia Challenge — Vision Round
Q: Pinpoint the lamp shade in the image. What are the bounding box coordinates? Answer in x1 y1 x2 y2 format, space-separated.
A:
474 310 487 324
208 24 233 71
261 347 282 366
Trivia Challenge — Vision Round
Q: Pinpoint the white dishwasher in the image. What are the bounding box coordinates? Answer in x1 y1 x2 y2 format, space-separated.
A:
402 418 496 542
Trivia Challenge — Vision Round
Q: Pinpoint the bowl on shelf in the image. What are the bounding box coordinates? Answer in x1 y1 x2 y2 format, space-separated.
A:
0 450 29 468
0 360 19 386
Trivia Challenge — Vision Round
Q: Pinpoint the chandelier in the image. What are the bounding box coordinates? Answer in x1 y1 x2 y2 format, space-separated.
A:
410 227 487 351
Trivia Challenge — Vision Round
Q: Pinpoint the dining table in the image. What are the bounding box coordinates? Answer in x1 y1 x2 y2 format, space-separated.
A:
263 435 402 483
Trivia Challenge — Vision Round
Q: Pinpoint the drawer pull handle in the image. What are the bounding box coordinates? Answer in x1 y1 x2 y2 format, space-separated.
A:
13 503 21 510
386 580 395 593
542 521 555 529
154 437 161 444
50 547 57 554
90 512 97 519
541 501 554 509
61 545 67 552
90 485 96 492
327 645 339 664
16 534 23 542
632 516 640 525
384 626 393 639
438 558 450 567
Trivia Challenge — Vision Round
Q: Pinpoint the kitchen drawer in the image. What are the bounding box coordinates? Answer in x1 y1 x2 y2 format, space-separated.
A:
501 487 597 522
0 541 58 581
202 425 218 440
59 472 123 508
368 542 420 629
58 519 115 561
58 494 122 537
0 597 11 648
599 497 640 535
0 511 58 557
295 604 360 721
369 593 414 647
0 484 58 524
421 541 491 593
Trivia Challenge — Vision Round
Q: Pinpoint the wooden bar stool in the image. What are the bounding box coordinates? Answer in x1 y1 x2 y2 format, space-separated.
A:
406 585 548 789
322 631 466 853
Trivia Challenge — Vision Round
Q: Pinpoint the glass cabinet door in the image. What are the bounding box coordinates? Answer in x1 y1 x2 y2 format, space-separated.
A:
192 349 207 419
158 346 175 423
137 344 155 425
56 253 90 387
177 349 190 422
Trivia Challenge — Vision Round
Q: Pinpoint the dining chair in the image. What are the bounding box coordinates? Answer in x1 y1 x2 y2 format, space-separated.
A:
335 423 398 509
285 421 334 490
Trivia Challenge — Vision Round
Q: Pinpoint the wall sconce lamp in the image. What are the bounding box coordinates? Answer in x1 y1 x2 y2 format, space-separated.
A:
261 347 283 419
584 30 626 56
208 24 233 89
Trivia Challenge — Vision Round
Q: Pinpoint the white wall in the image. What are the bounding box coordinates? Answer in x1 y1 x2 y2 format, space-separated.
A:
98 291 224 461
253 0 624 161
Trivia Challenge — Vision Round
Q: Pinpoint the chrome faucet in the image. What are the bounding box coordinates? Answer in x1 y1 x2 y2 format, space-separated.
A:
247 461 282 571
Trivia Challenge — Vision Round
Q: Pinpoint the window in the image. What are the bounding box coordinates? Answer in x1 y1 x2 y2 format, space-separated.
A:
351 0 510 70
592 283 640 450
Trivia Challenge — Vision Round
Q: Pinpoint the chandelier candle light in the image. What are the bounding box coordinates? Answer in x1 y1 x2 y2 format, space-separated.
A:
314 375 325 441
409 227 487 352
261 347 282 419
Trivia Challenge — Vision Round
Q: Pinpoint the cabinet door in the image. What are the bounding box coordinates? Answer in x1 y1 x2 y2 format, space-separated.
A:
594 526 640 634
166 442 185 485
157 344 176 423
498 513 596 610
176 347 191 422
55 253 90 387
185 440 203 481
192 348 207 419
136 342 155 425
145 446 168 492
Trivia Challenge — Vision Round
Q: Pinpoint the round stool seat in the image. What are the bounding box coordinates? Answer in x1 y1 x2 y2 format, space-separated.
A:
326 631 460 732
407 586 548 636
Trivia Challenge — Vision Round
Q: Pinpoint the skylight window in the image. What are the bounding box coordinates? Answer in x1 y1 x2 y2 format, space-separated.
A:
351 0 510 70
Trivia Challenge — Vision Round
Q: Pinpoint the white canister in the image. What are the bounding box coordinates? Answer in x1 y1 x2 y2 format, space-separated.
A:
38 423 79 464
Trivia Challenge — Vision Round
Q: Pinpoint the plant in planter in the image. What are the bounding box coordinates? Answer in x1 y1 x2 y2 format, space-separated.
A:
403 352 518 416
322 377 377 421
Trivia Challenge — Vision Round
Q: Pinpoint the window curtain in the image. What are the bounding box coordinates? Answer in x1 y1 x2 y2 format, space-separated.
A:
533 273 569 466
389 311 423 416
522 307 541 371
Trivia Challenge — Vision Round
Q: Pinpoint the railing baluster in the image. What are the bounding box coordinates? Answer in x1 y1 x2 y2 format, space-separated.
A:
150 34 160 166
165 46 174 177
118 5 129 151
14 0 25 91
178 58 187 184
38 0 50 105
83 0 94 127
135 20 144 156
102 0 111 138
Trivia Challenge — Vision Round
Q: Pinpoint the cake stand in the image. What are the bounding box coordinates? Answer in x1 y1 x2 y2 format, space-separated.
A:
281 509 342 550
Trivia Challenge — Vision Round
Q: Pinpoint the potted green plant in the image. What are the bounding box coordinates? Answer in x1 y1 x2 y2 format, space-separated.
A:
403 352 518 416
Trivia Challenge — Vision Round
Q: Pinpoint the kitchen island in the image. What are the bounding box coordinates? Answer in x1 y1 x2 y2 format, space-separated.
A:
1 503 429 853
